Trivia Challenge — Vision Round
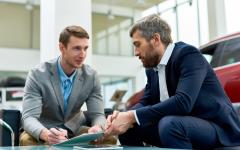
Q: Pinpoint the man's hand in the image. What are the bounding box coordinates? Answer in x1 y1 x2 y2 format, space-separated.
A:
105 110 120 131
47 128 68 145
88 124 105 145
39 128 51 142
88 124 103 133
104 111 136 137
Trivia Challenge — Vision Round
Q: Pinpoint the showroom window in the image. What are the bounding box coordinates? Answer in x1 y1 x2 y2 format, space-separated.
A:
0 2 40 49
142 0 209 47
92 13 133 56
99 76 133 109
224 0 240 34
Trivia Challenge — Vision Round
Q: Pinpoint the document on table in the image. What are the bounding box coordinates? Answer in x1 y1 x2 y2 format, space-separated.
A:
53 131 104 147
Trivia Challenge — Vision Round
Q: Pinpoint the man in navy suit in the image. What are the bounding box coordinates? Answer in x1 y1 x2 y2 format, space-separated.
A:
104 14 240 149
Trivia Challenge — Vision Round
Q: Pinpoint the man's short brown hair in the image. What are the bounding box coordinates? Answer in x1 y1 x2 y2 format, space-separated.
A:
59 25 89 47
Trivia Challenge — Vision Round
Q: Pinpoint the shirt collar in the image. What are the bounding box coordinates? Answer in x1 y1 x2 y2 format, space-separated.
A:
57 57 76 83
153 43 175 71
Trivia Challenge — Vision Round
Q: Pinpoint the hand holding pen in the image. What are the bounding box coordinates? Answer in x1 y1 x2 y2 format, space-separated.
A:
48 127 68 145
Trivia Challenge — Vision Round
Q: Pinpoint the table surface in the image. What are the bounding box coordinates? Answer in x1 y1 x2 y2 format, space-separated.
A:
0 145 177 150
2 145 240 150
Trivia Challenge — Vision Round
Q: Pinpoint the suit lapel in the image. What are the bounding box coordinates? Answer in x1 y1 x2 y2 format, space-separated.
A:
65 67 84 117
50 61 65 115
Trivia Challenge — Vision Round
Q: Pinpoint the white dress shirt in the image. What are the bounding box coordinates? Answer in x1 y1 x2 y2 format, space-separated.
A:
134 43 175 125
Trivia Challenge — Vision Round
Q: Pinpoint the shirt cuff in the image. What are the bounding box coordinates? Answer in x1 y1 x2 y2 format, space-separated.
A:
133 110 140 125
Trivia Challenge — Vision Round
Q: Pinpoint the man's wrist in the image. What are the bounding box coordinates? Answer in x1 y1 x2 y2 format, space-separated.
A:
127 111 136 124
39 128 49 142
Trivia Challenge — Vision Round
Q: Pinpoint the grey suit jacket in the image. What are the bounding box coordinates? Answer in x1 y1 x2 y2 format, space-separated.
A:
22 58 106 140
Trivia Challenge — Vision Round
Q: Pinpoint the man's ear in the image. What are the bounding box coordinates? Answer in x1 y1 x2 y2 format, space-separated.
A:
59 43 65 53
151 33 161 46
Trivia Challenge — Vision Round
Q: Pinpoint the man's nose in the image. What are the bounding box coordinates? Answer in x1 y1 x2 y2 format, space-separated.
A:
134 48 140 56
79 49 86 55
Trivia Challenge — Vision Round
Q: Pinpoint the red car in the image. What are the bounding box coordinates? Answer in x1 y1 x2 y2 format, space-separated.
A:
201 32 240 103
126 33 240 109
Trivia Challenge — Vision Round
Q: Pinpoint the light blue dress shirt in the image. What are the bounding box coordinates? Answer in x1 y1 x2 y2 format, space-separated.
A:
57 57 77 114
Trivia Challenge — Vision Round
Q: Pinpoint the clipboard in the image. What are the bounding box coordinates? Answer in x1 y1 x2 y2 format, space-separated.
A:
53 131 104 147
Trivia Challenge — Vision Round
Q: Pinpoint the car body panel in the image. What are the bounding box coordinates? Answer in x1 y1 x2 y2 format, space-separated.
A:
214 62 240 103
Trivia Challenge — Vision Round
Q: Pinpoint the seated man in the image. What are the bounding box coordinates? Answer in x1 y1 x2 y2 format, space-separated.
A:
20 25 106 145
104 14 240 149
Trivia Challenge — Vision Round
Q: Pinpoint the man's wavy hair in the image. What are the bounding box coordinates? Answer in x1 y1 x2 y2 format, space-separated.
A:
130 14 172 46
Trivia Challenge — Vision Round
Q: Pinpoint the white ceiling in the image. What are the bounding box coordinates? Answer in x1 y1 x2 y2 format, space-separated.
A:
0 0 164 11
92 0 164 10
0 0 39 5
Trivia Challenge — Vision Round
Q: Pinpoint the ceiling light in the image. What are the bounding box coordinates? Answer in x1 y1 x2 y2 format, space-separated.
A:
137 0 145 4
107 9 115 20
25 0 33 11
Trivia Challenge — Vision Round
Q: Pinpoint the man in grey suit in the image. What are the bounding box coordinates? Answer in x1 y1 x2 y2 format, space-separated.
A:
20 25 106 145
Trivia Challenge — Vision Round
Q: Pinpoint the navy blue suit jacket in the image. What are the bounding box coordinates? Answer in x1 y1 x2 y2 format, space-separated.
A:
134 42 240 146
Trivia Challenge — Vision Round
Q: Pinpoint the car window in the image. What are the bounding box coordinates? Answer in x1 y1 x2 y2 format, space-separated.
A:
219 37 240 66
203 54 212 63
202 42 224 68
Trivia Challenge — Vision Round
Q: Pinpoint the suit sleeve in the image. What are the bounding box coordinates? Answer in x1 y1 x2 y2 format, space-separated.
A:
22 69 46 141
136 47 208 127
85 72 106 128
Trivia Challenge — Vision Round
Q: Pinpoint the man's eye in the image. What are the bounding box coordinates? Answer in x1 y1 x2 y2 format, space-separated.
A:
73 47 80 51
135 44 140 47
84 47 88 51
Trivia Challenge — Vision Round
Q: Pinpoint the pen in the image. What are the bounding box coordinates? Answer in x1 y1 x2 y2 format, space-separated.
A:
55 127 69 139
